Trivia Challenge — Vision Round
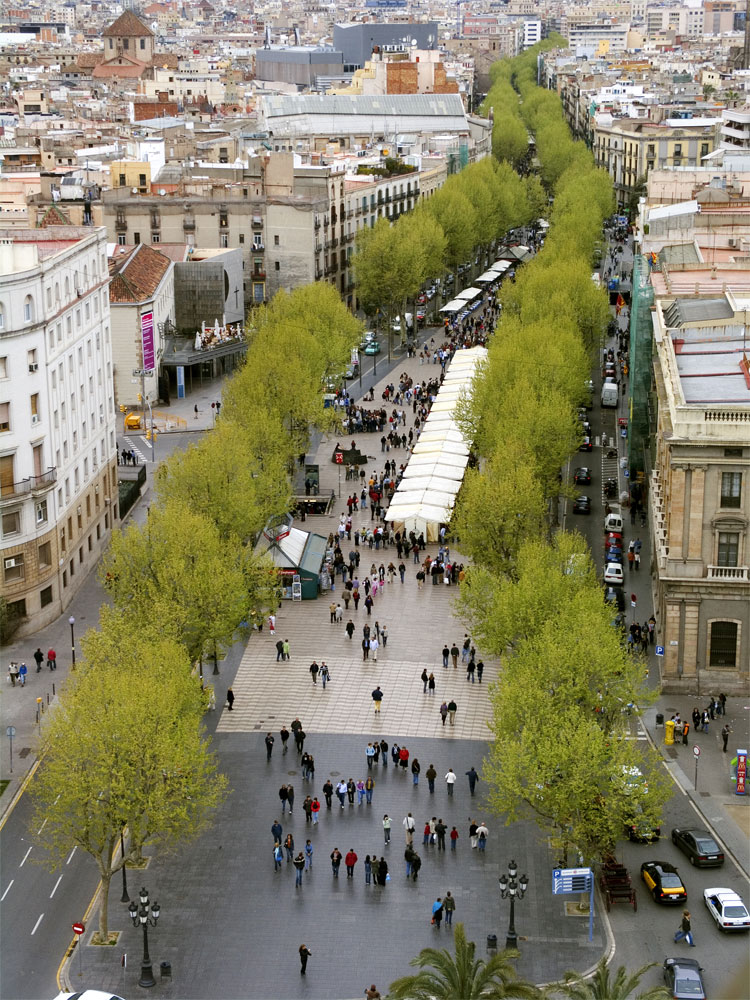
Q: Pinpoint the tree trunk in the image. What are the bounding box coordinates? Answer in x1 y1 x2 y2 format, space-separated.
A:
97 871 112 942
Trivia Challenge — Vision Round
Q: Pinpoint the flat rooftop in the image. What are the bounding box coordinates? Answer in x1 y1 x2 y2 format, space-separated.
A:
672 329 750 405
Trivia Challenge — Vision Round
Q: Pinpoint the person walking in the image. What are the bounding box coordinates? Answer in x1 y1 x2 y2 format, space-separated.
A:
426 764 437 793
450 826 459 851
271 819 283 845
303 796 313 823
445 769 456 795
293 851 305 887
273 842 283 872
383 814 392 844
721 724 730 753
369 635 379 661
399 746 409 771
279 784 289 815
674 910 695 947
46 647 57 671
309 660 319 685
421 668 429 693
336 780 347 809
476 660 484 683
347 778 356 805
447 699 457 726
320 662 330 689
442 644 450 669
365 775 374 804
372 686 383 713
476 821 489 851
450 643 459 669
226 687 234 711
366 742 376 769
305 840 314 869
364 855 373 886
469 819 479 849
362 638 370 661
411 758 421 786
440 701 448 726
682 721 690 746
345 849 358 878
323 779 334 809
428 673 436 695
356 779 366 805
403 812 416 845
377 857 388 886
443 891 456 926
380 738 389 766
311 797 321 824
33 648 44 673
431 897 444 929
465 767 479 796
265 732 275 760
299 944 312 974
435 818 447 851
284 833 295 862
280 726 290 754
330 848 343 878
275 638 285 662
282 638 290 660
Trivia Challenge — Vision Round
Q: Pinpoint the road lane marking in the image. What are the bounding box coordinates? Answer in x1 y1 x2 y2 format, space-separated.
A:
37 818 48 835
66 846 77 865
50 876 63 898
31 913 44 935
1 880 14 901
20 847 32 867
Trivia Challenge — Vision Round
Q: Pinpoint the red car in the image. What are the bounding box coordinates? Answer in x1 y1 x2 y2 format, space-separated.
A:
605 532 623 550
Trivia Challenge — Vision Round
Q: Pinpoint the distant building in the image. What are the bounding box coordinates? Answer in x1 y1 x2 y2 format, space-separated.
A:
333 22 439 71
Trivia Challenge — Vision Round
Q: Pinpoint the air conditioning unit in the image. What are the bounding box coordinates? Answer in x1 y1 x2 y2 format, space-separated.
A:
728 237 737 248
4 557 17 570
31 414 39 424
28 363 39 373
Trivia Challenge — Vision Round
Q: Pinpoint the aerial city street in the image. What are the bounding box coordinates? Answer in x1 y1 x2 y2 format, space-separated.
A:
1 11 749 1000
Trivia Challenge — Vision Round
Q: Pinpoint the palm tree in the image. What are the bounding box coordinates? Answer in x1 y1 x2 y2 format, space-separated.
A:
554 957 670 1000
388 923 542 1000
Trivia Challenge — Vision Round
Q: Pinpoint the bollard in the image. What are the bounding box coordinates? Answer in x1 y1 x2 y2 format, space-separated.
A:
47 692 50 705
655 712 664 727
487 934 497 951
160 961 172 980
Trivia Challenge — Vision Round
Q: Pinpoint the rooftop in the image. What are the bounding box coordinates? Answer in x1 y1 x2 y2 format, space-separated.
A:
108 242 172 303
672 329 750 405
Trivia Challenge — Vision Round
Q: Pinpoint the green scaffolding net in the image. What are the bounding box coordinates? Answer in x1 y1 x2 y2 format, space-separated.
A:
627 252 654 479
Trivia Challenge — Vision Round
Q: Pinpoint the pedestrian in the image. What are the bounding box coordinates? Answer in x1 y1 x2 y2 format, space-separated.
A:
365 855 373 885
372 686 383 713
280 726 290 753
466 659 475 683
265 732 275 760
377 857 388 886
268 613 276 635
301 752 311 780
370 635 379 661
347 778 356 805
279 784 289 814
381 624 388 646
627 549 635 572
426 764 437 793
309 660 319 684
320 662 330 688
721 724 730 753
365 985 380 999
466 767 479 795
346 620 355 639
33 648 44 673
423 821 431 847
428 673 436 695
273 842 283 871
421 668 429 693
357 779 366 805
450 643 459 669
293 852 305 887
447 699 457 726
323 779 333 808
411 851 422 881
443 891 456 926
435 818 446 850
303 796 313 823
295 728 306 754
682 721 690 746
282 638 290 660
411 758 421 785
345 849 358 878
440 701 448 726
403 812 416 845
8 662 18 686
391 743 400 766
462 636 471 663
431 897 443 928
299 944 312 974
311 797 321 824
287 785 295 813
719 692 727 715
383 814 392 843
336 780 347 809
442 644 450 669
271 825 282 853
362 638 370 661
701 710 710 733
275 639 284 662
46 647 56 670
477 821 488 851
450 826 459 850
634 551 641 571
445 769 456 795
330 847 343 877
674 910 695 947
380 738 389 766
226 686 234 710
285 833 295 862
399 746 409 771
366 742 376 768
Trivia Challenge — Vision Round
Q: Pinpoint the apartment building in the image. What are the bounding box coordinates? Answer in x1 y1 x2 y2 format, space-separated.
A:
0 226 118 636
650 291 749 693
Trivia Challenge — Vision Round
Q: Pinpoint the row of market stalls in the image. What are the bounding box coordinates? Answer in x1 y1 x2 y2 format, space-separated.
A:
385 346 488 542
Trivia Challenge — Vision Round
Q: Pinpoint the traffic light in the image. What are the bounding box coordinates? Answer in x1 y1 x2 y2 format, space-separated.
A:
119 404 126 413
146 430 151 440
137 393 142 403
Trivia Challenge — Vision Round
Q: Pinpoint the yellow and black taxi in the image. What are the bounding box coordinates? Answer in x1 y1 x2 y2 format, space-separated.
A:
641 861 687 904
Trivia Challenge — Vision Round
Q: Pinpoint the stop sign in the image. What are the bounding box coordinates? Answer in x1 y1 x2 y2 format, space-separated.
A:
72 922 85 935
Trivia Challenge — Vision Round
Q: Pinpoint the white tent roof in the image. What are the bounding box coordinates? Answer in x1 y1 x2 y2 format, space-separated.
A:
413 439 469 456
440 299 465 313
454 287 482 301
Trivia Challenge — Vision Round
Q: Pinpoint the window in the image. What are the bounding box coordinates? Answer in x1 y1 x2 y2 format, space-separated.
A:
709 621 738 667
30 393 39 423
151 233 160 244
2 510 20 536
717 532 739 567
40 585 53 608
38 541 52 568
0 304 4 330
118 234 126 246
139 174 146 187
134 233 141 245
220 234 228 248
721 472 741 508
140 38 145 49
36 499 48 524
23 295 34 323
28 348 38 372
0 401 9 431
274 234 280 246
4 552 25 582
274 261 280 271
0 357 6 379
123 37 129 48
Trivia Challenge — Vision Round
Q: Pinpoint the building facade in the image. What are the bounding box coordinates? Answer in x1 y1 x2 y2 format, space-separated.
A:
0 226 118 636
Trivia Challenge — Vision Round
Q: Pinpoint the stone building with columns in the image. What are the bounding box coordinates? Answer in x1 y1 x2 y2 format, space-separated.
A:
650 291 750 694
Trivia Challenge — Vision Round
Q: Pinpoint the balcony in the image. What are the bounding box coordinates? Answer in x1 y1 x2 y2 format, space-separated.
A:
252 242 265 252
183 218 195 231
252 217 263 230
252 269 266 279
0 467 57 503
329 258 338 273
706 565 749 581
314 219 320 230
115 214 127 231
330 237 338 248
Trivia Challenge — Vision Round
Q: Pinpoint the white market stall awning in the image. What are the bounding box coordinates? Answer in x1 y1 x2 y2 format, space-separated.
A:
454 287 483 301
440 299 466 313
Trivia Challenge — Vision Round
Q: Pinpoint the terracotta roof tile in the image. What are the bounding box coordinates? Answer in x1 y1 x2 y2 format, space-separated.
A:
109 243 171 303
102 11 154 37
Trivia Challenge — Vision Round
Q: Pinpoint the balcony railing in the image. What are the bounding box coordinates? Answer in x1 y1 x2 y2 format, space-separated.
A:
0 466 57 501
706 565 749 581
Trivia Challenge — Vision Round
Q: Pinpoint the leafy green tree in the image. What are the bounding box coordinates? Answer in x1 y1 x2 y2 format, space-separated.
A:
555 958 670 1000
492 111 529 167
30 625 227 942
388 923 541 1000
0 595 26 644
426 185 478 291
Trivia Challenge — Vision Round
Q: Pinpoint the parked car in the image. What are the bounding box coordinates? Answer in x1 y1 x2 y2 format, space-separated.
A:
671 828 724 867
604 585 625 611
641 861 687 904
703 887 750 931
572 496 591 515
605 531 623 551
416 293 427 305
603 563 624 586
663 958 706 1000
416 308 427 327
605 548 623 564
573 467 591 485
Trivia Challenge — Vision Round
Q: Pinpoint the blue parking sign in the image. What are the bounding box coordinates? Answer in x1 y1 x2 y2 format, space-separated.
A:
655 645 664 656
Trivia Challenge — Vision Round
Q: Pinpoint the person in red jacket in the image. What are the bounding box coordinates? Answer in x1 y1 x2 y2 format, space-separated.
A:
399 746 409 771
311 797 321 825
345 849 358 878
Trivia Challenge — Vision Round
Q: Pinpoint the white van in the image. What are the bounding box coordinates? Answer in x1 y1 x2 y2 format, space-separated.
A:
601 382 618 407
604 506 623 532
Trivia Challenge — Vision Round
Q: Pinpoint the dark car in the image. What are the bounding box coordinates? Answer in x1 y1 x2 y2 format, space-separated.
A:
671 828 724 867
574 467 591 485
579 437 593 452
663 958 706 1000
573 495 591 515
641 861 687 904
604 585 625 611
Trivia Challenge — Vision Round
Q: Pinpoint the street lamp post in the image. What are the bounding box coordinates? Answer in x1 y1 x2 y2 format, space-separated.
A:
129 887 161 988
498 860 528 951
69 616 76 669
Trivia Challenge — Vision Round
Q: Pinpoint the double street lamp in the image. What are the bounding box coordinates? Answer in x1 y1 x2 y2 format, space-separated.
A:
498 860 529 951
69 616 76 669
129 887 161 988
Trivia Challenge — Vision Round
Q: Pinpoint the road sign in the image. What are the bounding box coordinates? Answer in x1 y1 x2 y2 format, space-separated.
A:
552 867 592 893
132 369 154 377
655 645 664 656
6 726 15 737
72 922 85 935
334 452 343 464
631 594 637 607
693 746 701 758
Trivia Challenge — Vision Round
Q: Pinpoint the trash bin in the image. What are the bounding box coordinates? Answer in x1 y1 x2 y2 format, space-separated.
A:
160 961 172 980
656 713 664 727
487 934 497 950
665 719 675 746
